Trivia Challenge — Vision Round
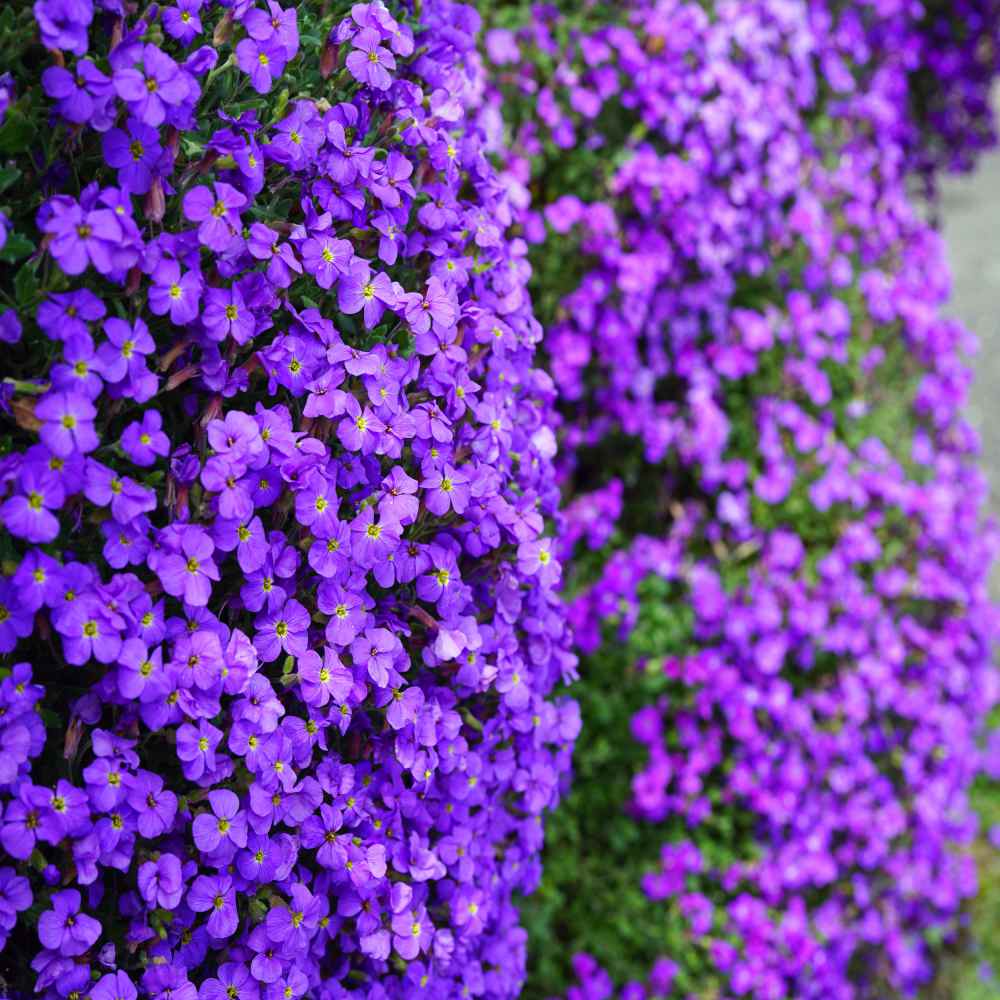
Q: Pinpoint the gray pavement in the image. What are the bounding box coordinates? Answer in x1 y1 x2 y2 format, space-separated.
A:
939 144 1000 594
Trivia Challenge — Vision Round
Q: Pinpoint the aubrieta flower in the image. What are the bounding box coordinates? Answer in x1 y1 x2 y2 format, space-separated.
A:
34 391 99 457
34 0 93 56
346 27 396 91
38 889 101 956
163 0 203 44
236 34 288 93
182 182 247 252
101 119 165 195
113 44 192 128
147 258 202 324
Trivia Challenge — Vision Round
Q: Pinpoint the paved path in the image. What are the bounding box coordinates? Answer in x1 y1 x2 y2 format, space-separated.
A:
939 147 1000 593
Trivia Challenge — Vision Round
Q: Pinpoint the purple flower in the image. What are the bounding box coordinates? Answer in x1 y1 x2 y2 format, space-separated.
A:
202 285 255 344
421 464 470 516
337 262 397 328
37 289 105 341
236 35 288 94
188 873 238 939
294 470 339 536
193 789 248 853
50 332 102 399
198 963 257 1000
350 505 400 567
155 526 219 606
121 410 170 466
0 579 34 654
34 391 98 457
148 258 202 324
337 394 385 454
38 889 101 956
91 971 137 1000
113 45 190 128
42 63 102 124
34 0 93 56
40 194 124 277
346 27 395 91
56 596 122 665
517 538 561 587
96 316 154 384
0 309 21 345
176 719 223 782
350 627 401 688
300 233 352 289
125 771 177 838
245 1 299 60
102 119 164 194
264 883 320 955
0 868 31 938
254 598 310 661
247 223 302 287
162 0 203 44
298 647 353 707
1 463 64 543
182 182 247 252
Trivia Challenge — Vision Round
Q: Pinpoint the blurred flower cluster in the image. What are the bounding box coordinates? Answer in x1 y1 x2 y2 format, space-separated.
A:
484 0 1000 997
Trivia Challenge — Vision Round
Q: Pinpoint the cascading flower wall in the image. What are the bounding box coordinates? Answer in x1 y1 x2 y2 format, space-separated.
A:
480 1 1000 998
0 1 578 997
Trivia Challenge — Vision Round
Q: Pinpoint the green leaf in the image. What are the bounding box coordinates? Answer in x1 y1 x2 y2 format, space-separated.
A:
14 261 39 306
0 164 22 193
0 110 35 155
0 231 33 263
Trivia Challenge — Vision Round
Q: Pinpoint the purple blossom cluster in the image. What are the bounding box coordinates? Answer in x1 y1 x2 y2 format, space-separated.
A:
485 0 1000 997
0 1 576 997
